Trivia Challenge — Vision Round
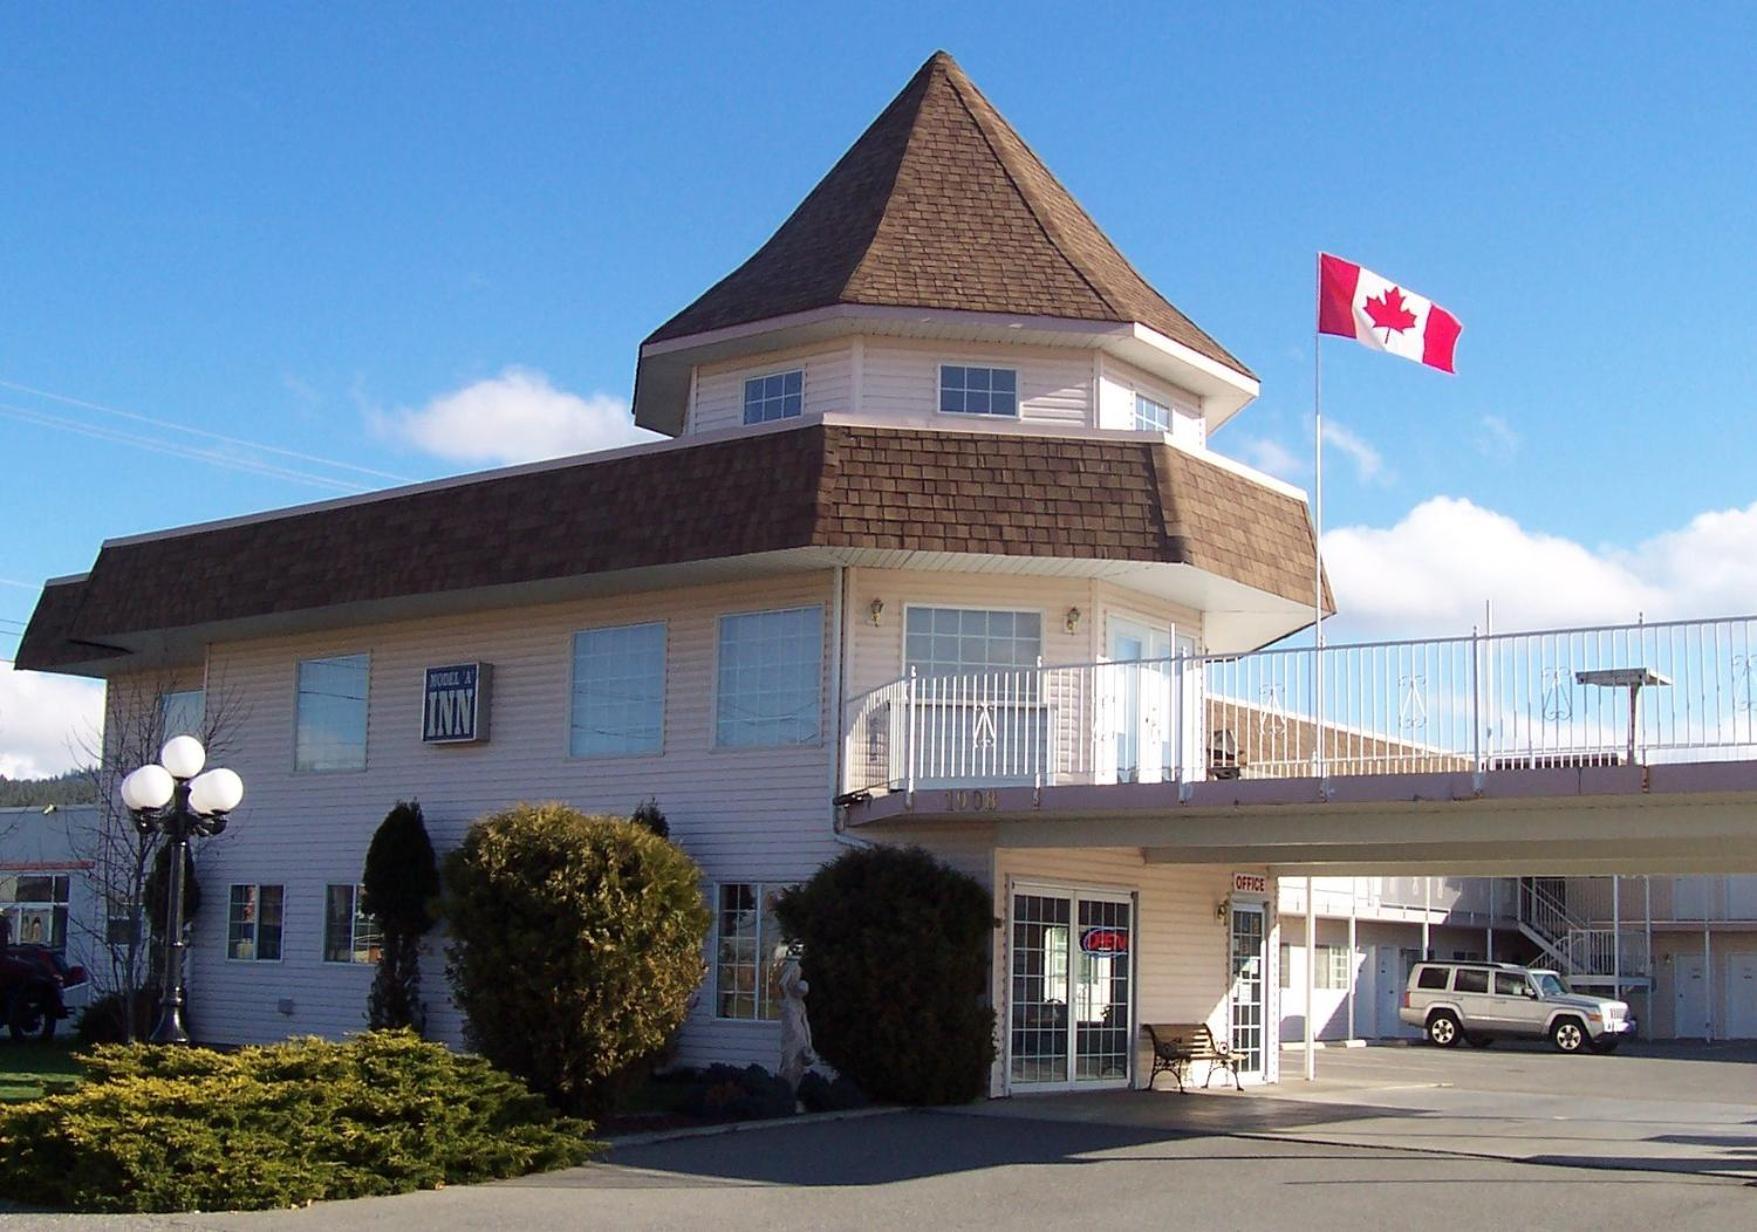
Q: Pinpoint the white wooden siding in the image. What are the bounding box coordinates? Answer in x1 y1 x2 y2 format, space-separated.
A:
1097 355 1205 446
861 339 1094 427
159 573 842 1059
690 343 855 434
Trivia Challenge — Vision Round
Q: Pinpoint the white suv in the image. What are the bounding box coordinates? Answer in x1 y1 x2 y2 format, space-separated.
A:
1399 962 1635 1053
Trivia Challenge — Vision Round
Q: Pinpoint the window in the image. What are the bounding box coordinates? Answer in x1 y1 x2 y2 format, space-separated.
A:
106 914 141 947
323 884 383 964
227 884 284 961
570 623 666 757
295 654 369 772
742 370 803 424
715 607 822 747
0 874 70 952
904 607 1043 677
1133 393 1172 433
938 365 1018 416
1314 944 1353 990
160 689 205 741
1279 943 1291 988
1416 966 1450 990
1494 971 1529 996
1452 968 1490 994
715 883 789 1020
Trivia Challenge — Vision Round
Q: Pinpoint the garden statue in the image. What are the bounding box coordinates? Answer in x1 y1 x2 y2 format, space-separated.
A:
777 955 815 1092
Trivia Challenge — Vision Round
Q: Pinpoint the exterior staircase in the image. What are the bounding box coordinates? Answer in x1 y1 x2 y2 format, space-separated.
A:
1516 877 1650 993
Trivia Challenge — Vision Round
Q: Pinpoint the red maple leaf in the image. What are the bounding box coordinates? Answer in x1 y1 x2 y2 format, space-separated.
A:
1363 285 1419 335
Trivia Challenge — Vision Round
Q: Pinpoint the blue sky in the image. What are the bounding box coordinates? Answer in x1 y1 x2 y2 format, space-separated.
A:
5 4 1757 773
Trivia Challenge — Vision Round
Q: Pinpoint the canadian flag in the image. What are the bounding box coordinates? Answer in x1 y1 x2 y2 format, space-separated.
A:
1318 253 1462 373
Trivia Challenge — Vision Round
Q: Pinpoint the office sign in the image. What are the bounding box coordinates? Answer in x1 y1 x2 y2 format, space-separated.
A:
1232 872 1269 896
422 663 491 744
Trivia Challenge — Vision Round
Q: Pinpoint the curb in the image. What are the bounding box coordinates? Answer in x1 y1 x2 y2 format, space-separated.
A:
604 1104 902 1148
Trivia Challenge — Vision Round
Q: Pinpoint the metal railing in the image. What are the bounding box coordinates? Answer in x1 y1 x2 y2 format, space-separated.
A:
1564 928 1651 980
841 614 1757 797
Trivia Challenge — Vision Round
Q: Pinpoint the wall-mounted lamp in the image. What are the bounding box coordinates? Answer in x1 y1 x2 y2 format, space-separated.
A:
1215 898 1231 923
1065 606 1083 634
868 598 885 627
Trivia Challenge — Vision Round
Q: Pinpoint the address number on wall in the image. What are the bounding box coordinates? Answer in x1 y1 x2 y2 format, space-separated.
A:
943 789 1000 813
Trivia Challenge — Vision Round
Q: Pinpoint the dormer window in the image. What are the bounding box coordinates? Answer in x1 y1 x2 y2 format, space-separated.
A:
939 365 1018 417
743 370 804 424
1134 393 1172 433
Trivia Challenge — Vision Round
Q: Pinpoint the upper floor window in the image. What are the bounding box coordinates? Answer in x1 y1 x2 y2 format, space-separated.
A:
716 606 822 748
570 622 666 757
904 607 1043 677
295 654 369 773
743 370 804 424
1133 393 1172 433
323 883 383 964
939 365 1017 417
159 689 205 741
227 883 284 961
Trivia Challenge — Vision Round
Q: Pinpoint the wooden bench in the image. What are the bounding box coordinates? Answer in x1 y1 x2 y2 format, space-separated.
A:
1142 1023 1241 1092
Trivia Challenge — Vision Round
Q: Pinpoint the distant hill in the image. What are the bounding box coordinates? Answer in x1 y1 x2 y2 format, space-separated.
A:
0 770 97 808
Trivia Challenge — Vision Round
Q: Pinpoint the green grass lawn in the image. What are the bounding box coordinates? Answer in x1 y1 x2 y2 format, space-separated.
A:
0 1042 84 1103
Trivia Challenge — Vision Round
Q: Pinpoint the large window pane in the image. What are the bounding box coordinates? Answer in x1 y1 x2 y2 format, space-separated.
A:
324 883 382 964
716 607 822 747
905 607 1043 676
571 623 666 757
743 369 805 424
1 874 70 952
939 365 1018 417
228 884 284 961
295 654 369 772
715 882 789 1020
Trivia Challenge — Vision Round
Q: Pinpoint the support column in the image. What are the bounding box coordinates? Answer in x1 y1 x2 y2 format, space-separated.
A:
1613 876 1622 996
1421 878 1432 961
1303 875 1317 1080
1346 877 1358 1042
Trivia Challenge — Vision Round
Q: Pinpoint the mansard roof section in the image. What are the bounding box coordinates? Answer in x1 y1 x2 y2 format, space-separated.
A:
17 423 1327 675
643 51 1251 378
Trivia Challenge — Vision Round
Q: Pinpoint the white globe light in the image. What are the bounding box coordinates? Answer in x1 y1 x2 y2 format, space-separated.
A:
159 735 207 780
121 764 175 812
188 767 244 816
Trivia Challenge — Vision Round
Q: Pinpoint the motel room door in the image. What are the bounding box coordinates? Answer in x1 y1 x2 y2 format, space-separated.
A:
1229 901 1268 1080
1009 885 1136 1092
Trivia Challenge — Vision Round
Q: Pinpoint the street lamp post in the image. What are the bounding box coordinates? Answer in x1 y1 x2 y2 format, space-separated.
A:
119 735 245 1044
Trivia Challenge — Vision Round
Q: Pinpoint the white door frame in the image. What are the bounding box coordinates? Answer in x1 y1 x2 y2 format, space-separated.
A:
1228 896 1271 1083
1006 880 1137 1094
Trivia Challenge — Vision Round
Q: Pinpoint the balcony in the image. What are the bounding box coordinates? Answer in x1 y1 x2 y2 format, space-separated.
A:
842 615 1757 799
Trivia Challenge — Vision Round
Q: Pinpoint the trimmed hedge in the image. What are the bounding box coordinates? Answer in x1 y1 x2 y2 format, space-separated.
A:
443 803 710 1113
0 1032 598 1213
775 845 997 1105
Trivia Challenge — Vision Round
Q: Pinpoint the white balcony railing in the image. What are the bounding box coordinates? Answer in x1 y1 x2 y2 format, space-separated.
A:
841 614 1757 797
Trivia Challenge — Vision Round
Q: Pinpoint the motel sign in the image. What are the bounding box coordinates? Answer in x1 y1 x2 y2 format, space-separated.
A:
422 663 491 744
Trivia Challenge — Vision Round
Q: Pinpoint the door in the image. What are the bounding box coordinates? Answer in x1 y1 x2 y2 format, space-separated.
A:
1729 954 1757 1039
1488 969 1541 1033
1009 887 1134 1089
1674 955 1709 1039
1229 902 1267 1077
1106 620 1172 784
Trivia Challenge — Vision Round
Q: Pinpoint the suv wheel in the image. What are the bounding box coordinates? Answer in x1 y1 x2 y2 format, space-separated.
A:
7 988 55 1042
1464 1032 1494 1048
1550 1018 1587 1054
1427 1010 1462 1048
1586 1036 1621 1054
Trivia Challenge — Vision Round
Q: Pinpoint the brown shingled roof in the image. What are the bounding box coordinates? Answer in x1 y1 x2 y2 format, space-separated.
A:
19 424 1325 672
646 51 1252 380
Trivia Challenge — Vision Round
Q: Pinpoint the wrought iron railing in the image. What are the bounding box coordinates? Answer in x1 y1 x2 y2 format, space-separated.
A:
841 615 1757 797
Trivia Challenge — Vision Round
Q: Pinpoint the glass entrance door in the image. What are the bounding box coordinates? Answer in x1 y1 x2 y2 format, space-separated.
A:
1107 620 1172 783
1229 903 1267 1077
1011 888 1134 1089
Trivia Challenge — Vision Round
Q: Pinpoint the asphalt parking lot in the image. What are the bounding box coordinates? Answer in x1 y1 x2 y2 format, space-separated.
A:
8 1043 1754 1232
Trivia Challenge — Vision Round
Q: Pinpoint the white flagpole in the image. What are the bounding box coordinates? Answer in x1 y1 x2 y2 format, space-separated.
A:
1313 254 1326 780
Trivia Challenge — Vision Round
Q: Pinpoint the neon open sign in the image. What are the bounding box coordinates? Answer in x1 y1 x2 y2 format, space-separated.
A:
1080 927 1129 955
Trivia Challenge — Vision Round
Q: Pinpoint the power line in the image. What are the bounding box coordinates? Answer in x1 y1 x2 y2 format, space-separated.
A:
0 375 413 484
0 402 370 494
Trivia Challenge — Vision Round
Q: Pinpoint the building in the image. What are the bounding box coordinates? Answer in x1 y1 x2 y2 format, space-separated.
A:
0 805 105 1018
20 52 1757 1092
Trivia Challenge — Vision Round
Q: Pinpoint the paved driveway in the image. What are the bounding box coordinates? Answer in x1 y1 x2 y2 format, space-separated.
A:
6 1044 1753 1231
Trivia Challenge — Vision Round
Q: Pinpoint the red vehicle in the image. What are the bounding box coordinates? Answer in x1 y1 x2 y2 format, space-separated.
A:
0 942 88 1041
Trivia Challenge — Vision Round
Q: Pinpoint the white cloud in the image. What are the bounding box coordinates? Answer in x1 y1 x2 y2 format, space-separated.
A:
1475 413 1519 461
1323 496 1757 641
1228 436 1307 482
0 662 102 779
373 367 661 466
1321 419 1389 484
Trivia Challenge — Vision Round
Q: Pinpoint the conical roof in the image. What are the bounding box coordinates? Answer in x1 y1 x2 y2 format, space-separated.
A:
646 51 1251 379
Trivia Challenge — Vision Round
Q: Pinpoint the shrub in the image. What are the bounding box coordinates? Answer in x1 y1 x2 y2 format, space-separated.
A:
681 1064 796 1121
443 802 710 1114
0 1032 598 1213
362 800 441 1032
797 1070 867 1113
775 845 997 1105
74 990 185 1047
630 796 669 839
